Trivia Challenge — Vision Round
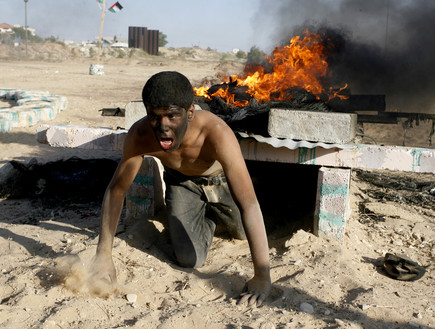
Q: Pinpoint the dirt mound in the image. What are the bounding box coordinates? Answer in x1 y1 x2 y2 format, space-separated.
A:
0 42 244 65
0 42 72 61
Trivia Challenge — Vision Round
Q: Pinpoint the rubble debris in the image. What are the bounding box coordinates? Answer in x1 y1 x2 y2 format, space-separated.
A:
355 169 435 210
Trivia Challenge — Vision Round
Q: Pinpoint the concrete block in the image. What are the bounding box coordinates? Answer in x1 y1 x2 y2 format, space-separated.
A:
35 124 50 143
125 101 146 130
268 108 357 144
125 156 165 223
89 64 104 75
314 167 351 243
38 125 127 151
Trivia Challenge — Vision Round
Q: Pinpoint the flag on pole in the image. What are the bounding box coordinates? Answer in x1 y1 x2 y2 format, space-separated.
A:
96 0 103 10
108 2 123 13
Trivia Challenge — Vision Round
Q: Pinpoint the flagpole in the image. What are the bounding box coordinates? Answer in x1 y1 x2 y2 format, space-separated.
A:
97 0 106 63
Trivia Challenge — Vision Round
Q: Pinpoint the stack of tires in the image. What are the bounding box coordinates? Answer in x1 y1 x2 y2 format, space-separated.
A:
0 89 67 133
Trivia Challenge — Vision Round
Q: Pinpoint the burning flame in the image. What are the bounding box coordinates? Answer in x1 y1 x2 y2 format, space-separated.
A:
194 30 347 107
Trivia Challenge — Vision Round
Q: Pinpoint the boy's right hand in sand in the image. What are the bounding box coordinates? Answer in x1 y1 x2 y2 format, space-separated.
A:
90 251 117 283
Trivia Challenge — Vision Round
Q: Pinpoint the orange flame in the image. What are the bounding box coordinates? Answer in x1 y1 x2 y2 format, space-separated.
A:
194 31 347 106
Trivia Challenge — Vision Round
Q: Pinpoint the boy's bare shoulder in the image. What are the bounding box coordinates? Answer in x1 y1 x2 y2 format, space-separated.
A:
125 117 160 155
196 110 231 131
195 110 237 146
129 117 150 136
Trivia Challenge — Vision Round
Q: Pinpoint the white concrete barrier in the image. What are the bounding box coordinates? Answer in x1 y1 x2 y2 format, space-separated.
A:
36 124 435 242
37 125 435 174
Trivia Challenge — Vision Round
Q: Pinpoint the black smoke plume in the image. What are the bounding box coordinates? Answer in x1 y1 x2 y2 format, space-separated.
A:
257 0 435 113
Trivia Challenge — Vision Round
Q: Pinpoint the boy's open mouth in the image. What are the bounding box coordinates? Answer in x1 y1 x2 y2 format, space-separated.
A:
160 137 174 150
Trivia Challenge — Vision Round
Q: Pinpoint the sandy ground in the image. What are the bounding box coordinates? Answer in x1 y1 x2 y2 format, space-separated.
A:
0 45 434 329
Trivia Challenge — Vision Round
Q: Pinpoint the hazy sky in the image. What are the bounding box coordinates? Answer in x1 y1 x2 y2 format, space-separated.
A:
0 0 404 52
1 0 419 52
0 0 271 52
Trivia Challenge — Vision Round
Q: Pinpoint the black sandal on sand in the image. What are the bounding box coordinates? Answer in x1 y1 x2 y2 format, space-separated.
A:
383 253 428 281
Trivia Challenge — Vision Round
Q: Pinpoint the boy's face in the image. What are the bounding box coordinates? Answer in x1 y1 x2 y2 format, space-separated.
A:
146 105 193 152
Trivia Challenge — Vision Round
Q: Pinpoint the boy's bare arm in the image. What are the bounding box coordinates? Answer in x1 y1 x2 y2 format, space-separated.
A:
97 155 143 250
92 133 144 282
212 124 271 306
236 198 271 307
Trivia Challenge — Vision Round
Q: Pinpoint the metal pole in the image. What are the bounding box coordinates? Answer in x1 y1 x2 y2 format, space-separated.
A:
24 0 28 56
97 0 106 63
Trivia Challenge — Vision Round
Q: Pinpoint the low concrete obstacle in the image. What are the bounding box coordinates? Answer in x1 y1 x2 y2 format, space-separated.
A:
37 124 435 242
0 89 67 133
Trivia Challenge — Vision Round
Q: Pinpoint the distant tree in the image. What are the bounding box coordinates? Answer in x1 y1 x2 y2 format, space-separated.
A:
44 36 65 46
45 36 57 43
159 32 168 47
236 50 247 59
246 46 267 65
12 27 25 39
12 27 43 42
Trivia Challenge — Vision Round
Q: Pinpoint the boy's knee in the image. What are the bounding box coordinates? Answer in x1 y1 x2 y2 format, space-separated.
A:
174 250 206 268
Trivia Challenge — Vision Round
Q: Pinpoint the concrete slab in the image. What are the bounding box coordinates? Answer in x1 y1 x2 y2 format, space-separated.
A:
36 125 126 151
239 138 435 174
37 125 435 173
268 108 357 144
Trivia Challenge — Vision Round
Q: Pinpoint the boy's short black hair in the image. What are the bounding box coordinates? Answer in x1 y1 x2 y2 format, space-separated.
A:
142 71 193 111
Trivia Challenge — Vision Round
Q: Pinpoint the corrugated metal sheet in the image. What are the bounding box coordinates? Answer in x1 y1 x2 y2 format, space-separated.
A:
237 132 354 150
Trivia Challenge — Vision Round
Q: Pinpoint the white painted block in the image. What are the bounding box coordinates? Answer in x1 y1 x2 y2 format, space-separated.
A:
125 156 165 222
314 167 351 243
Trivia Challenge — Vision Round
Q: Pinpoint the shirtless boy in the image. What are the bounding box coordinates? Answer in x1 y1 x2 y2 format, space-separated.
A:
92 71 271 306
